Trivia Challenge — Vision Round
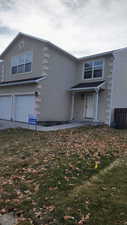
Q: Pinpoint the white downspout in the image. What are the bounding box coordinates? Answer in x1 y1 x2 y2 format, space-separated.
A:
95 88 99 121
0 60 4 81
71 92 75 120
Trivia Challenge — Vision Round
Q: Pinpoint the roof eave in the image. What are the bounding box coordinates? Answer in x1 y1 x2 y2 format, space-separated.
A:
69 81 105 92
78 51 114 61
68 87 97 92
0 75 47 87
35 75 47 83
0 80 37 87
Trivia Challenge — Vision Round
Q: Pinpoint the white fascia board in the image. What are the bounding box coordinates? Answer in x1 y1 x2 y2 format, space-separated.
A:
0 76 48 87
35 75 48 83
0 80 37 87
68 87 97 92
97 81 105 89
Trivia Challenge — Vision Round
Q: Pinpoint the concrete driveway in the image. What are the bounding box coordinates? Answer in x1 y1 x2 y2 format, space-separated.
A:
0 120 90 131
0 120 18 130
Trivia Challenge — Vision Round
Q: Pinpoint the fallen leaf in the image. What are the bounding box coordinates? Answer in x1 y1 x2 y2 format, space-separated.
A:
78 213 90 224
64 215 75 220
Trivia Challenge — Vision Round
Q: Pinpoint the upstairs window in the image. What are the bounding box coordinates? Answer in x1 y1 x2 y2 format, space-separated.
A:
84 59 103 79
11 52 32 74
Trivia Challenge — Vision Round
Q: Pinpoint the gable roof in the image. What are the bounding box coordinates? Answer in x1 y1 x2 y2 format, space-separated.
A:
69 81 105 92
71 81 104 89
0 32 77 61
1 32 127 63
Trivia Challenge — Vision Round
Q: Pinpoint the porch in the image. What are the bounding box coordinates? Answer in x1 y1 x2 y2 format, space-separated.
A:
69 81 105 122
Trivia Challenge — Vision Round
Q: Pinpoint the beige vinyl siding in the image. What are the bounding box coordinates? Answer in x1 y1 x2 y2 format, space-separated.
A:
37 46 77 122
111 48 127 123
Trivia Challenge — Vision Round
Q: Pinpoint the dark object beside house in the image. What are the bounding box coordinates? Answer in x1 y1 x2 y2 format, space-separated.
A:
114 108 127 129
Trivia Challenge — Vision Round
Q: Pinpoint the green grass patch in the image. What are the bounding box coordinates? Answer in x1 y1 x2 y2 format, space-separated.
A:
0 127 127 224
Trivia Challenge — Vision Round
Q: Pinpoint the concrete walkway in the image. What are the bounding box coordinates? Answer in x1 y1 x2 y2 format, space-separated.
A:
0 120 90 131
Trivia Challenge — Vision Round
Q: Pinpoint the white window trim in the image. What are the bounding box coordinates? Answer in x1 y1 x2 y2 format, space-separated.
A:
82 58 105 81
10 51 33 75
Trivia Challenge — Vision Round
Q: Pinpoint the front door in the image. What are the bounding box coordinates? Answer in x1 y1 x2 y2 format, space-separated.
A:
85 95 94 119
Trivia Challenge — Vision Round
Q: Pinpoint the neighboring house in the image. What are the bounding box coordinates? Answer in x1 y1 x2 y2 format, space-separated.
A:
0 32 126 126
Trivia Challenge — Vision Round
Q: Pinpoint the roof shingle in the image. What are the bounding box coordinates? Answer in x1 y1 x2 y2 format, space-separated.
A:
71 81 104 89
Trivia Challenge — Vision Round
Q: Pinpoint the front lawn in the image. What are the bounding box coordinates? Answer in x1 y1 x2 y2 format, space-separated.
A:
0 126 127 225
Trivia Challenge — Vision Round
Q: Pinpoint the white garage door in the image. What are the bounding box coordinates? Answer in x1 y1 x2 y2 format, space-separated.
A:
0 96 12 120
15 95 35 122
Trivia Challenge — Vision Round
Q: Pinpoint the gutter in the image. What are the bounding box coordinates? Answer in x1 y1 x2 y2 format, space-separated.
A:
35 76 47 83
68 87 98 92
0 76 47 87
96 81 105 90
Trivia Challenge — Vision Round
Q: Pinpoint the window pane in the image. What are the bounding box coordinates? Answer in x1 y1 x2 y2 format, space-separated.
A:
84 61 92 79
25 52 32 63
18 55 24 65
94 60 103 67
85 61 92 70
12 66 17 74
84 70 92 79
18 64 25 73
93 69 102 78
25 63 31 72
11 56 18 66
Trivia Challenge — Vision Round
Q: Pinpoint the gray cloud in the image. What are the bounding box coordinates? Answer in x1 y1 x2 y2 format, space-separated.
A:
0 0 127 56
62 0 90 11
0 25 16 35
0 0 15 11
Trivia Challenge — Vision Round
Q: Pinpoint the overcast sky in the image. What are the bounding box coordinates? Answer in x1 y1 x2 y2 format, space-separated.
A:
0 0 127 57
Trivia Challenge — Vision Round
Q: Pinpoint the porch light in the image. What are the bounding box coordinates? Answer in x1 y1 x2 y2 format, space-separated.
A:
35 91 39 97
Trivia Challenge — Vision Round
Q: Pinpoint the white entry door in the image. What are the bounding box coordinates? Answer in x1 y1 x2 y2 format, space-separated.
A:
15 95 35 122
0 96 12 120
86 95 94 119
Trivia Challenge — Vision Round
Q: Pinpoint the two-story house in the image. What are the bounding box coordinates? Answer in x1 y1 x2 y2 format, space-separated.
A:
0 32 126 126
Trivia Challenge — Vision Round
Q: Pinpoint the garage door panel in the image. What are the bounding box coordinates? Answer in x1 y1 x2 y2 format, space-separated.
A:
0 96 12 120
15 95 35 122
